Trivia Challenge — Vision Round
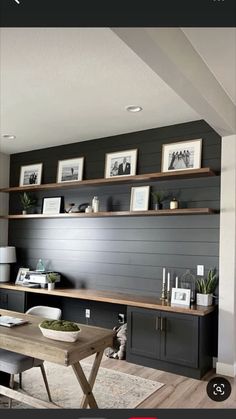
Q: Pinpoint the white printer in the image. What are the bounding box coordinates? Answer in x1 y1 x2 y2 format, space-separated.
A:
22 271 60 288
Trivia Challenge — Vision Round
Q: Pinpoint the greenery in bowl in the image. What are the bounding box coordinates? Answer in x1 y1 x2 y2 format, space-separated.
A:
20 192 37 210
40 320 80 332
196 268 218 294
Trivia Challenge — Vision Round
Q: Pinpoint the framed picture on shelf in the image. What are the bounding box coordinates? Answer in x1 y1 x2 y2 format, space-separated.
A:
171 287 191 308
130 186 150 211
42 197 64 214
161 139 202 172
19 163 43 186
57 157 84 183
15 267 30 285
104 149 138 179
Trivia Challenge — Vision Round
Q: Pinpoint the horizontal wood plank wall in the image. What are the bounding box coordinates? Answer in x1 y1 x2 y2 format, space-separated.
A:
9 120 221 297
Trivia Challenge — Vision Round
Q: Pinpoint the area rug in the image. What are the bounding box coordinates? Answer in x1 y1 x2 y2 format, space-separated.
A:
0 361 164 409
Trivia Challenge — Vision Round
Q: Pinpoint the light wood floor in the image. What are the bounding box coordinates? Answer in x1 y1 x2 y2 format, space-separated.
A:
100 356 236 408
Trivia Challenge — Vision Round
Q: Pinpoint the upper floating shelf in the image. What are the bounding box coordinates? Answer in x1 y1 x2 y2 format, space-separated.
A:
0 168 216 193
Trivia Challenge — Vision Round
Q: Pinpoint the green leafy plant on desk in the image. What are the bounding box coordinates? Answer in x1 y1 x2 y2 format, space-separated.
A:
47 273 58 290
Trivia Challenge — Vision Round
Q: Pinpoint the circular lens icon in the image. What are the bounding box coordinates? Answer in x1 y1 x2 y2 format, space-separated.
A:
207 377 231 402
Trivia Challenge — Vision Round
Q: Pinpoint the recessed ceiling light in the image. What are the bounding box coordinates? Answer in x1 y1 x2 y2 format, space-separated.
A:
2 135 16 140
125 105 143 113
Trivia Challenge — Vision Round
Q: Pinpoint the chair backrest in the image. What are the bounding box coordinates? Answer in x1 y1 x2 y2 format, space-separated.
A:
26 305 62 320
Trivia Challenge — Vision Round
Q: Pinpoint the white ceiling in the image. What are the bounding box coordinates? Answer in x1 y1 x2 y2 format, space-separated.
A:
0 27 235 155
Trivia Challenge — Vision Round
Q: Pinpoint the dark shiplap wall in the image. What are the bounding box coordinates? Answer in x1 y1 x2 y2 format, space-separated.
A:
9 120 221 297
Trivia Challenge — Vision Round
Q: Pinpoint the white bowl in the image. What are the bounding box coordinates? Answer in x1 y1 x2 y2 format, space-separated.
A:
39 324 81 342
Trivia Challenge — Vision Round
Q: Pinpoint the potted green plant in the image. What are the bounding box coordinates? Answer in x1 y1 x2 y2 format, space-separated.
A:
20 192 37 215
47 272 58 290
152 191 165 210
196 268 218 306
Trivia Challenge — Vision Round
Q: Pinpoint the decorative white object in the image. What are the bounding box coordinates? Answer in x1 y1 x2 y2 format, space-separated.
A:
175 276 179 288
92 196 99 213
196 293 213 307
0 246 16 283
48 283 55 291
162 268 166 285
39 324 81 342
167 272 170 291
171 287 191 308
170 198 179 209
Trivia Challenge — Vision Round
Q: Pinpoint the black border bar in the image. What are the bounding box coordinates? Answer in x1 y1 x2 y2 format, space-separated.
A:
0 0 236 27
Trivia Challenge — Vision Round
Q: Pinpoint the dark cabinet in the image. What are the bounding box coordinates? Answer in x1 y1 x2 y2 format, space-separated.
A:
0 289 25 312
127 306 215 379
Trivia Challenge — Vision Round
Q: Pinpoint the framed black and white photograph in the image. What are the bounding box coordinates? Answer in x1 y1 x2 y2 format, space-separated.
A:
42 197 64 214
57 157 84 183
104 149 138 179
130 186 150 211
171 287 191 308
19 163 43 186
161 139 202 172
15 267 29 285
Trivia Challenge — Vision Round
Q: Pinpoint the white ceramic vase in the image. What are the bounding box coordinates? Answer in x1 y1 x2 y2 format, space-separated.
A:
48 283 55 291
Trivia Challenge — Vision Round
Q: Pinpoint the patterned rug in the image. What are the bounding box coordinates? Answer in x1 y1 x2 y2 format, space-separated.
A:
0 361 164 409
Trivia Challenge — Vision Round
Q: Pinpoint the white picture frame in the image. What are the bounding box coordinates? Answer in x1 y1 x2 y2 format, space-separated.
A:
19 163 43 186
42 197 63 214
15 267 30 285
130 186 150 211
161 139 202 172
104 149 138 179
171 287 191 308
57 157 84 183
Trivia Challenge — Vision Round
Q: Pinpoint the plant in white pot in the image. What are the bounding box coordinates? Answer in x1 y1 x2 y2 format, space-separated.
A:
196 268 218 306
20 192 37 215
47 273 57 290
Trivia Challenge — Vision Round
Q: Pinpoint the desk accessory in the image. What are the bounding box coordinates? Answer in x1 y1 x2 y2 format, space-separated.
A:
0 246 16 283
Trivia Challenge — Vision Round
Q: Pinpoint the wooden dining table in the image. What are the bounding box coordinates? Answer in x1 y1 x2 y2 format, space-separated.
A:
0 309 114 409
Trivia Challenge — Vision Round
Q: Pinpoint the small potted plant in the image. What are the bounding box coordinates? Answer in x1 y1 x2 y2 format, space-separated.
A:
196 268 218 306
47 272 58 290
151 191 165 210
39 320 81 342
20 192 37 215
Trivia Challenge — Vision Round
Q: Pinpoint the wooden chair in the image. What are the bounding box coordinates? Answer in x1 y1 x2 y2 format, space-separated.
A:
0 305 62 408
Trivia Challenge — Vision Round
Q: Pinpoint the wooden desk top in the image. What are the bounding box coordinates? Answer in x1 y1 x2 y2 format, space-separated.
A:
0 283 215 316
0 309 114 366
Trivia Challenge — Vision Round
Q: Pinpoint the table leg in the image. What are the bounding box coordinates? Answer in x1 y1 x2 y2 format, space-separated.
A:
72 360 99 408
80 351 103 408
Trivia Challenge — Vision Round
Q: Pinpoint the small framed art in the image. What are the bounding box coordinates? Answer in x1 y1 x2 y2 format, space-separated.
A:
104 149 138 179
15 267 30 285
19 163 43 186
42 197 64 214
130 186 150 211
57 157 84 183
161 139 202 172
171 288 191 308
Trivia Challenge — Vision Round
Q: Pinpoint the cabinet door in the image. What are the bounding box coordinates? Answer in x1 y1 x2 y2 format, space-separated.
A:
127 307 160 359
160 312 198 368
0 290 25 313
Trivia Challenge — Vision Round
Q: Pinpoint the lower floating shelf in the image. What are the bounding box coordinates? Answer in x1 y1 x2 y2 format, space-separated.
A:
0 208 217 219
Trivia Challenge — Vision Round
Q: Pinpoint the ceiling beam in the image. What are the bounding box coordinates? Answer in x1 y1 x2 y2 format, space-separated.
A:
112 28 236 136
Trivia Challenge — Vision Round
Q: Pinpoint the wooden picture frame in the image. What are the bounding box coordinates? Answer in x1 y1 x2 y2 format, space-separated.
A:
130 186 150 211
104 149 138 179
19 163 43 187
161 139 202 172
57 157 84 183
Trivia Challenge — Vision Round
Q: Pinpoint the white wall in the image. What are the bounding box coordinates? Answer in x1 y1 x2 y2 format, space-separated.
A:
0 152 10 245
217 135 236 377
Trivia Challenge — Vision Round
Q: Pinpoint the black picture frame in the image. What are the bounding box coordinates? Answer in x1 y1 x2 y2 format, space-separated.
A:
42 197 64 214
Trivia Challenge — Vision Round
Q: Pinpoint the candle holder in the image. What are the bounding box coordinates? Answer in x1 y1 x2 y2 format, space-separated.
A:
165 289 171 303
160 282 167 300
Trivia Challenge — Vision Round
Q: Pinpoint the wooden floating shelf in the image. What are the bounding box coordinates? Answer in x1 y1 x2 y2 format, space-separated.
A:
0 208 217 219
0 168 217 193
